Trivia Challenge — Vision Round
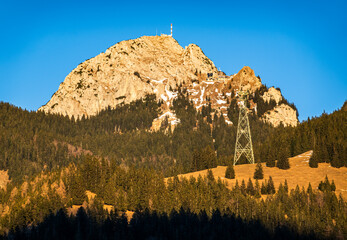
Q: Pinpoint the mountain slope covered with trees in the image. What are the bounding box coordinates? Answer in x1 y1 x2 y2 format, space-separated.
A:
0 94 346 239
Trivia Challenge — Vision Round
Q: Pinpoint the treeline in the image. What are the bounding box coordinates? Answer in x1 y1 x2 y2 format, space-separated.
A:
1 155 346 238
7 207 323 240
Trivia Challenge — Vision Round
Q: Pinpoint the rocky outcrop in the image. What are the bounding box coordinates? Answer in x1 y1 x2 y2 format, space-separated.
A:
229 66 262 92
39 36 218 118
262 104 298 127
151 111 180 132
262 87 282 104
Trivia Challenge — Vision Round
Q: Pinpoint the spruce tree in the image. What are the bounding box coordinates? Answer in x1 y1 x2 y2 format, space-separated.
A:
204 145 217 169
254 180 261 198
246 178 255 196
318 176 330 192
284 179 289 193
277 150 290 170
267 176 276 194
240 180 246 196
266 150 276 167
261 181 267 194
68 172 87 205
309 150 318 168
331 151 342 168
253 162 264 179
233 180 240 192
307 183 313 194
225 164 235 179
207 169 215 183
331 180 336 191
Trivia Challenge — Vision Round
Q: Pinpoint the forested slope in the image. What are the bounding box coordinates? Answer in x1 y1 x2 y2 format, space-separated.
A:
0 92 345 184
0 94 346 238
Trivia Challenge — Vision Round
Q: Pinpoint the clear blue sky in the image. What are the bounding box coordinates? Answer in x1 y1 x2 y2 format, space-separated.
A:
0 0 346 121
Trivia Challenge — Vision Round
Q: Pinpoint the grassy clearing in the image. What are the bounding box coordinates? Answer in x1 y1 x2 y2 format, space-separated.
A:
171 151 347 199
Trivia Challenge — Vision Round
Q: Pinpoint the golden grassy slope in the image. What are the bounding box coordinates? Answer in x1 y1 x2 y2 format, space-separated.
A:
173 151 347 199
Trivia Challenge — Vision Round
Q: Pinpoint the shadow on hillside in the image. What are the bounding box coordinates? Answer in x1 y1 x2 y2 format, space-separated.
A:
6 207 320 240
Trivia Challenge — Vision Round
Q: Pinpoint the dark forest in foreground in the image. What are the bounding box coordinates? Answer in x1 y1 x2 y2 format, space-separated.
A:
8 207 330 240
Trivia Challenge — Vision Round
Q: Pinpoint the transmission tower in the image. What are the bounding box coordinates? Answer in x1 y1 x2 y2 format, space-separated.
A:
233 90 255 165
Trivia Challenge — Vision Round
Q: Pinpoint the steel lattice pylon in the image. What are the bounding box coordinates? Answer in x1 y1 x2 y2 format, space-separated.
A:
233 95 255 165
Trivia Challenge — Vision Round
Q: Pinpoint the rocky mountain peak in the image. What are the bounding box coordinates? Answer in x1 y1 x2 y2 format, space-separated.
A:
39 35 299 128
231 66 262 92
39 35 218 118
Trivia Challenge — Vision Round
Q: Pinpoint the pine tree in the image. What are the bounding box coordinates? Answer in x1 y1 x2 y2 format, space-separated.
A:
254 180 261 198
191 150 201 171
266 149 276 167
233 180 240 192
246 178 255 196
309 150 318 168
277 149 290 170
240 180 246 196
267 176 276 194
318 176 329 192
261 181 267 194
207 169 215 183
307 183 313 194
331 180 336 191
68 172 87 205
203 145 217 169
331 150 342 168
253 162 264 179
225 164 235 179
284 179 289 193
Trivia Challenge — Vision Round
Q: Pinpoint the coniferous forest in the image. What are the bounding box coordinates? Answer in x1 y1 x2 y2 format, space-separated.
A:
0 88 346 239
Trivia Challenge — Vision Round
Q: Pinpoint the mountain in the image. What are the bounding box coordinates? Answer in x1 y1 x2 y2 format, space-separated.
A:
0 46 345 237
39 35 298 127
39 36 218 117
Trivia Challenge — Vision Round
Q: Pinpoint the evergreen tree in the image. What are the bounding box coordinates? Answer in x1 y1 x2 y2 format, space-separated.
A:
267 176 276 194
309 150 318 168
254 180 261 198
266 149 276 167
284 179 289 193
225 164 235 179
261 181 267 194
246 178 255 196
203 145 217 169
253 162 264 179
233 180 240 192
277 150 290 170
68 172 87 205
240 180 246 196
331 180 336 191
307 183 313 194
318 176 336 192
207 169 215 183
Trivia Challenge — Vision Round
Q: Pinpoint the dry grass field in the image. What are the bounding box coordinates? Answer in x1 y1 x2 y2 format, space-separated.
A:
173 151 347 200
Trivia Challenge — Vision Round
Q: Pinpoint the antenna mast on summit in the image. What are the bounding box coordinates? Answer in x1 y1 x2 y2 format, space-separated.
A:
171 23 173 37
233 82 255 165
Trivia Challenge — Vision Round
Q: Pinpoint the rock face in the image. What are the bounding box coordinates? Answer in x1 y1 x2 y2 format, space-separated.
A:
263 104 298 127
39 35 299 128
230 66 262 92
262 87 282 104
39 36 218 117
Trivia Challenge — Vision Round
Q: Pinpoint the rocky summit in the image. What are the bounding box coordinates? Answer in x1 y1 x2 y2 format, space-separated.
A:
39 35 298 127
